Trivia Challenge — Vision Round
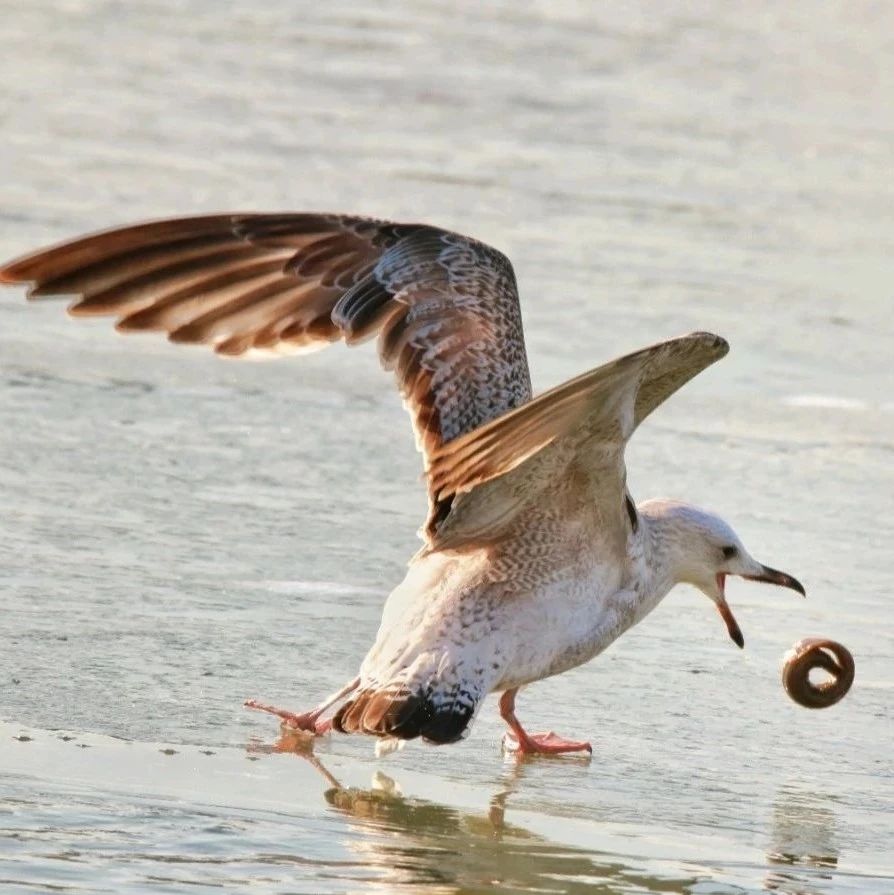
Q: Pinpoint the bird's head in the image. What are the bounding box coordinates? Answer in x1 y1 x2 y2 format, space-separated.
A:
641 500 805 648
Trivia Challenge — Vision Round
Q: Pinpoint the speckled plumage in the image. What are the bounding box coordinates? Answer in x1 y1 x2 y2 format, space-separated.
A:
1 213 735 749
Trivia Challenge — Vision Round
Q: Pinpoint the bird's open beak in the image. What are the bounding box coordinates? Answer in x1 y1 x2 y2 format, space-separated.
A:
714 565 805 650
714 574 744 648
741 565 806 596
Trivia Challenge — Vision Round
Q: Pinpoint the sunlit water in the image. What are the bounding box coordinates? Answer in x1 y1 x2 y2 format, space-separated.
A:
1 1 892 893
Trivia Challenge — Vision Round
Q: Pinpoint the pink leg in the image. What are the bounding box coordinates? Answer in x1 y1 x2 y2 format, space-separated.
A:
499 689 592 756
245 676 360 735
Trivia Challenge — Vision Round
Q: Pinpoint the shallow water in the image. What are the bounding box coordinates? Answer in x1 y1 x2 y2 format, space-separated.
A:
1 1 893 893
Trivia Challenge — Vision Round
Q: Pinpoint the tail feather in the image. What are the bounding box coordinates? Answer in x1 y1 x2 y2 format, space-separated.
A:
354 689 393 732
336 696 367 733
332 684 476 745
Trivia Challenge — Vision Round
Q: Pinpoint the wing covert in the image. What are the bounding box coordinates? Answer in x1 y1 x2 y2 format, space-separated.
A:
426 332 728 550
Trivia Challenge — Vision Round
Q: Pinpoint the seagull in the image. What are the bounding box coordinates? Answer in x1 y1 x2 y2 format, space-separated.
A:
1 213 806 756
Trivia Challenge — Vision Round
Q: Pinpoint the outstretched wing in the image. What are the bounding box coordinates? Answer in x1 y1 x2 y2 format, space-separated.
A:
427 332 729 551
0 213 533 540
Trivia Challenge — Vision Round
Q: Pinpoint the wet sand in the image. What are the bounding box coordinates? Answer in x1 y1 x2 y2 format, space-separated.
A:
1 1 893 892
5 720 890 894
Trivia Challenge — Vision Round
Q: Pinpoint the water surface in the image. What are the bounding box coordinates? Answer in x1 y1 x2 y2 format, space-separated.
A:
1 1 892 892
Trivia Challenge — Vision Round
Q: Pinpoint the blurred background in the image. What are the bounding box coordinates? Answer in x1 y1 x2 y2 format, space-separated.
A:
1 2 892 893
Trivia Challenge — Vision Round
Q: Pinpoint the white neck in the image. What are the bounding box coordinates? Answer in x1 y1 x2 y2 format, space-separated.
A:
636 499 708 606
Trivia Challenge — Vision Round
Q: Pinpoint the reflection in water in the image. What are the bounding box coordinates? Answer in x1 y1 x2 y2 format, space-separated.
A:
764 786 839 895
250 730 695 894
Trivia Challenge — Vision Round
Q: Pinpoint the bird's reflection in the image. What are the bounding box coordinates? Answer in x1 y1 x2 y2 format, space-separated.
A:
247 727 342 788
764 785 840 895
247 729 695 894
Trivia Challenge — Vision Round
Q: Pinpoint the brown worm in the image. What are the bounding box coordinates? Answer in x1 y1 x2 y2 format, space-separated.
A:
782 638 855 708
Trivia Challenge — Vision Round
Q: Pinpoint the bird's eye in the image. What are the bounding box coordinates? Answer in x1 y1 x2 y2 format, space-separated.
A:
722 546 738 560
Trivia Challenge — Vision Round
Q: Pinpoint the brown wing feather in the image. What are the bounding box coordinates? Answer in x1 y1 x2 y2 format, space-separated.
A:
430 332 728 498
0 213 532 541
426 332 728 549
